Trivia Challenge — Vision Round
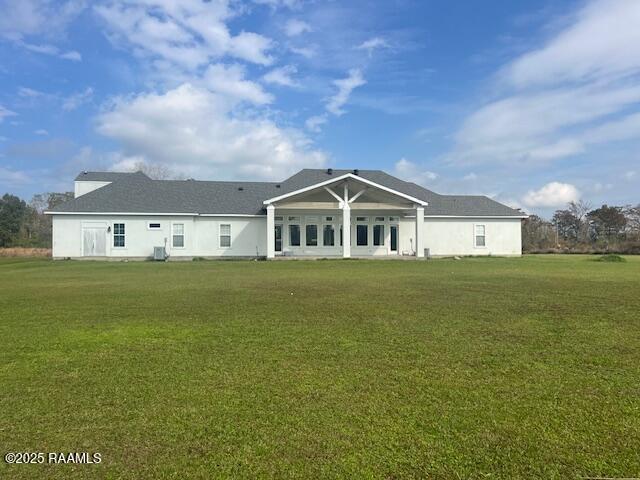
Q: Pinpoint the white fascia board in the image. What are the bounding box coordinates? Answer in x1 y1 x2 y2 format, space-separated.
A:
423 215 529 219
199 214 264 217
263 173 428 206
45 211 267 217
263 174 351 204
44 211 199 216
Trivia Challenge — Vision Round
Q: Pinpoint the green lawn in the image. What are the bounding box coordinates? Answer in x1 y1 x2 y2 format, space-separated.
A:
1 256 639 479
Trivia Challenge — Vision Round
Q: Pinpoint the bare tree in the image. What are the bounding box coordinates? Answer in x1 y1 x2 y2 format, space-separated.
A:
568 199 591 242
625 204 640 238
126 161 185 180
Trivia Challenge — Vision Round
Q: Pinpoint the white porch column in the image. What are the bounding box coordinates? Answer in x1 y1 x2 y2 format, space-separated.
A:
342 183 351 258
266 204 275 259
415 205 424 258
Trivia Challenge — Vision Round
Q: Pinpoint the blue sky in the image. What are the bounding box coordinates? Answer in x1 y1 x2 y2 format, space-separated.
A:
1 0 639 217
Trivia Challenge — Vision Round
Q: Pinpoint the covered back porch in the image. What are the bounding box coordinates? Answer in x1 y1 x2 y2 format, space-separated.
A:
264 172 427 259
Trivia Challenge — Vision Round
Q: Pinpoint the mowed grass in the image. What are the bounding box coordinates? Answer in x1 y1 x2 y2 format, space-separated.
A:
1 256 639 479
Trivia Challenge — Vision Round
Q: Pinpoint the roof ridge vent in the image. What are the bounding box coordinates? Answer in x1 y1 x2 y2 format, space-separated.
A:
238 186 244 191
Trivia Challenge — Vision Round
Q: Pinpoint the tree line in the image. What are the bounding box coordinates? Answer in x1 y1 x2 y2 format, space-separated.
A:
0 192 74 248
523 201 640 253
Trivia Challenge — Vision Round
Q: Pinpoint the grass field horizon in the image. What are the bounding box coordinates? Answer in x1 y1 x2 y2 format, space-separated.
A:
1 255 639 478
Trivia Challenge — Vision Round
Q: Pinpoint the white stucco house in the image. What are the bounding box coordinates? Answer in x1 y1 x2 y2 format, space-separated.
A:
46 168 527 259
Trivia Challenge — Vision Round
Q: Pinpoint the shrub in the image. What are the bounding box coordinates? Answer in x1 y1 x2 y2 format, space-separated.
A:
595 254 626 262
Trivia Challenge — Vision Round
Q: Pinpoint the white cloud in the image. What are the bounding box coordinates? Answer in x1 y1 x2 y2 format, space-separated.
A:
0 1 85 61
22 42 82 61
289 45 316 58
62 87 93 111
18 87 43 97
59 50 81 61
623 170 636 180
262 65 298 87
95 0 274 74
522 182 580 207
253 0 301 9
204 64 273 104
0 105 17 122
393 158 438 185
305 114 327 133
503 0 640 88
355 37 389 57
0 0 85 41
463 172 478 181
326 69 366 116
450 0 640 167
34 129 49 136
96 83 326 180
284 19 311 37
0 167 30 185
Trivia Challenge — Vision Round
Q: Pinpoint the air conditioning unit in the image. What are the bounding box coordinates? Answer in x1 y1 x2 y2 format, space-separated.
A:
153 246 167 261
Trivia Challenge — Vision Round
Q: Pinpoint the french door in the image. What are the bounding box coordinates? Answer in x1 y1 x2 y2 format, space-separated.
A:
390 225 398 254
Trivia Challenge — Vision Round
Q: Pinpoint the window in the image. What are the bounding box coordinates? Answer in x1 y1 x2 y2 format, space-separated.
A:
373 224 384 246
475 224 486 247
113 223 125 247
219 224 231 248
289 224 300 246
275 216 284 221
357 224 368 246
323 224 335 246
375 216 385 222
172 223 184 248
356 216 368 222
148 222 161 230
325 216 334 222
389 216 399 222
288 216 300 222
306 224 318 246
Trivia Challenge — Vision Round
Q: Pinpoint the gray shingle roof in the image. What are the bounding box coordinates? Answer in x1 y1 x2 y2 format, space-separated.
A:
51 168 524 217
277 169 523 216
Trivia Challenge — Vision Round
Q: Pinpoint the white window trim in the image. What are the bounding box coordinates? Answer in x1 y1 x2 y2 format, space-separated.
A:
356 222 369 247
288 223 301 247
112 222 126 249
147 222 162 231
171 223 185 249
321 222 337 247
474 223 487 249
219 223 232 249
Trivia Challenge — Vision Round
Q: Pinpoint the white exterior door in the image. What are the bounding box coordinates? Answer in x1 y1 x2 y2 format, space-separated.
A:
82 225 107 256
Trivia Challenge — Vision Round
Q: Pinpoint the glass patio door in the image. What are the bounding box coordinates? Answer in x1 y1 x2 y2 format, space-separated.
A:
274 224 283 252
